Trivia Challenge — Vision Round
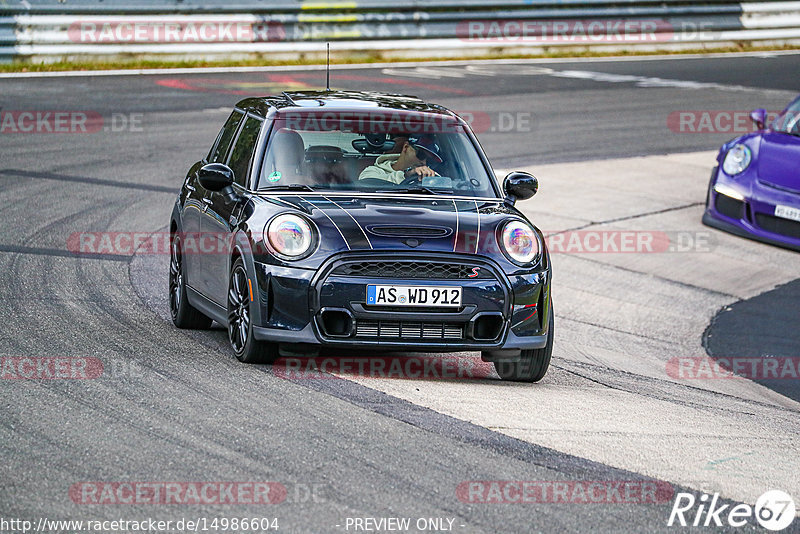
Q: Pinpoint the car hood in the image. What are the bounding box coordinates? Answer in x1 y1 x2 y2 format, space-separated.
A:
270 194 525 257
756 132 800 191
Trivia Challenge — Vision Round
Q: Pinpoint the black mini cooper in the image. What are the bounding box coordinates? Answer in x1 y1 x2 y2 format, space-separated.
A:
169 91 553 382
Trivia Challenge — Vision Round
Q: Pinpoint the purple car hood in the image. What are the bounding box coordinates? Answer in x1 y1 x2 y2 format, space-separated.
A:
755 132 800 191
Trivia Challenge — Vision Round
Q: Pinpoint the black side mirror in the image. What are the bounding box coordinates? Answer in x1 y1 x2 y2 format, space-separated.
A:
503 172 538 205
750 108 767 130
198 163 234 191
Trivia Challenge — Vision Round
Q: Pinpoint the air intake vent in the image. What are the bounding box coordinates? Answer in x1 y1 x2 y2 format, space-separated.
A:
755 213 800 239
367 225 452 238
715 195 744 220
355 321 464 340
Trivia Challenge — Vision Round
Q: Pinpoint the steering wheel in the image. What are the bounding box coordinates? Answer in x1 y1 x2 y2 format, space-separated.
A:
400 175 421 186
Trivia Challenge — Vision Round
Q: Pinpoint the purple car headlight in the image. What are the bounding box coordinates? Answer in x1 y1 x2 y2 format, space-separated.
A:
722 144 752 176
500 220 539 265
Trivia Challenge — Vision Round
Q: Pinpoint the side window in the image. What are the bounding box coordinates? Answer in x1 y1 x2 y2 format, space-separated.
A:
208 111 244 163
226 116 263 188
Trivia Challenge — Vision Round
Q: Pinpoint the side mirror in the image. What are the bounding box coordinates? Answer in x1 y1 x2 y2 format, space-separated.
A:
198 163 234 191
750 108 767 130
503 172 538 205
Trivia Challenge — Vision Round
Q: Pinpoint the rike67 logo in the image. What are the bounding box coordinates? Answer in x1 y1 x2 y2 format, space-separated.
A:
668 490 795 531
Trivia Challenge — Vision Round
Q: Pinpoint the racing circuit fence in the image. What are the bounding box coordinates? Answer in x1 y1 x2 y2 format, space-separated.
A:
1 0 799 63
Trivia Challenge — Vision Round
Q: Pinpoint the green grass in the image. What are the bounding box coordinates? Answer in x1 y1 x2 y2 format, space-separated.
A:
1 43 798 73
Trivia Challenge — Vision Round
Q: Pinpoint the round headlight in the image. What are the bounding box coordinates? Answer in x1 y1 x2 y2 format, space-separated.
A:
266 214 314 258
722 144 752 176
500 220 539 264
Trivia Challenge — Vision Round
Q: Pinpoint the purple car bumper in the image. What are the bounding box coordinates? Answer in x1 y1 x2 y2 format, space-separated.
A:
703 165 800 253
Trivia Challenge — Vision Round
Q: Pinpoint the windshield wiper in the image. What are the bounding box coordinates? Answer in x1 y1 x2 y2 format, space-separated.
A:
259 184 315 192
376 187 450 195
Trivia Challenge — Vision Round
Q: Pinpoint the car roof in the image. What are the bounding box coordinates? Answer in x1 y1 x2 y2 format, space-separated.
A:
235 90 459 121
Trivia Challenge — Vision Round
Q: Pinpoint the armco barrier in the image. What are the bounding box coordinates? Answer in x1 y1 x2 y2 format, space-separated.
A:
0 1 799 63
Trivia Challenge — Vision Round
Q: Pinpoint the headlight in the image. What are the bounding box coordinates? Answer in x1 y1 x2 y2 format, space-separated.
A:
500 220 539 265
722 144 752 176
266 214 314 258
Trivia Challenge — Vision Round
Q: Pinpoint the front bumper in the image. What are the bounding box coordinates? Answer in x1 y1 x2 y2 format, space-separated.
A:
252 252 551 352
704 166 800 252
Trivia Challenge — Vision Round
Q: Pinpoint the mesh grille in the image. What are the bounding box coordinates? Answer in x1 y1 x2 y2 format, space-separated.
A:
355 321 464 340
333 261 490 279
755 213 800 239
715 194 744 220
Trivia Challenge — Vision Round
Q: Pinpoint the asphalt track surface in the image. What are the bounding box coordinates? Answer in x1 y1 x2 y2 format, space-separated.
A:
1 52 799 533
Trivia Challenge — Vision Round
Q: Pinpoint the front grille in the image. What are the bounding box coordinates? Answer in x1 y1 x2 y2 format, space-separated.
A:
755 213 800 239
355 321 464 340
715 194 744 220
333 261 491 279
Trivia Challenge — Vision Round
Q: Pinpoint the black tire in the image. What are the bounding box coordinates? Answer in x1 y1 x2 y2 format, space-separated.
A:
227 257 278 364
170 233 213 330
494 304 554 383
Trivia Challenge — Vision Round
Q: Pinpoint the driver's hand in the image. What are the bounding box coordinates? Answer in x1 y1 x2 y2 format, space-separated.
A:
405 165 437 178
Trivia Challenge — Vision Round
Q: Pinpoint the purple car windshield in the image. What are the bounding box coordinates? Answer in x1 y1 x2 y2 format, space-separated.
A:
772 98 800 135
256 117 498 197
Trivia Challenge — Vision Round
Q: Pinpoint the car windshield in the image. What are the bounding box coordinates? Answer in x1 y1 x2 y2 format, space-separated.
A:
771 98 800 135
256 115 499 197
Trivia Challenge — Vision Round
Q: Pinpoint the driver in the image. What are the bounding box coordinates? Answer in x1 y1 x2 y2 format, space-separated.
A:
358 135 443 184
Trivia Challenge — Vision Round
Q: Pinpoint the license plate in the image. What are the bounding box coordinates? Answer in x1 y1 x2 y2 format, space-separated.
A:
366 285 462 307
775 204 800 223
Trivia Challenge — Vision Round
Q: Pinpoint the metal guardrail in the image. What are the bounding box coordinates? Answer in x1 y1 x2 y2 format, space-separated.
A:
1 1 786 13
1 1 799 63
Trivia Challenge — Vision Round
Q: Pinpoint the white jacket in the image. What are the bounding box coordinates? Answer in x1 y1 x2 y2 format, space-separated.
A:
358 154 405 184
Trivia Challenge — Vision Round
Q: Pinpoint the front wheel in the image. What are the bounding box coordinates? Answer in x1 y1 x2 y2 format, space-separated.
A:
494 305 553 383
227 258 278 364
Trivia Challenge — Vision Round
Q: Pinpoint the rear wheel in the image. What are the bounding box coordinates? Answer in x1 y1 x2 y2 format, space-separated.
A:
227 257 278 364
494 305 553 383
169 233 213 329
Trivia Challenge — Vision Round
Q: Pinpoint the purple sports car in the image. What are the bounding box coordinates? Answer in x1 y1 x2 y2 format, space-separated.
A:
703 95 800 252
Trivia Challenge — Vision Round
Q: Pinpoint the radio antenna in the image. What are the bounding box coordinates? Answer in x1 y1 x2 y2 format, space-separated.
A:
326 43 331 91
